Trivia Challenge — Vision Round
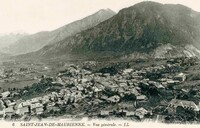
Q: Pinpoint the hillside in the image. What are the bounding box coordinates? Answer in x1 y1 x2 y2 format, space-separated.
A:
8 9 116 55
17 2 200 60
0 33 27 52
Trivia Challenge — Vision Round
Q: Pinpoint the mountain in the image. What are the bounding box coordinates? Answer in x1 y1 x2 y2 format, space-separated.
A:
18 2 200 60
0 52 11 60
0 33 27 51
8 9 116 55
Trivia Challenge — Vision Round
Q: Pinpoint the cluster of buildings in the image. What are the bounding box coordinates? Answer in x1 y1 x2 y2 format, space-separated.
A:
0 58 199 122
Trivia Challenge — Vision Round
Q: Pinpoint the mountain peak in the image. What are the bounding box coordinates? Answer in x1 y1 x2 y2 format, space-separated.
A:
16 2 200 60
7 8 116 55
118 1 193 15
96 8 116 15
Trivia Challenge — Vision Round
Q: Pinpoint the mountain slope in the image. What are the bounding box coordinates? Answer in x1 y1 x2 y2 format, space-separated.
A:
8 9 116 55
0 33 27 52
19 2 200 60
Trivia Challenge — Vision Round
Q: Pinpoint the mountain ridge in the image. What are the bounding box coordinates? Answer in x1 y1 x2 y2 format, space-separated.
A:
7 9 116 55
15 1 200 60
0 33 27 51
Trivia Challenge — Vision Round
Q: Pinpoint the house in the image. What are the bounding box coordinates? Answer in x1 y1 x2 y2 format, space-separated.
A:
136 95 147 101
69 96 75 103
103 73 110 78
35 107 44 115
17 101 31 109
148 81 165 90
135 107 148 119
1 91 10 98
107 95 120 103
42 96 51 104
76 84 84 91
4 99 12 107
0 100 5 110
100 95 108 100
167 99 199 115
19 67 32 72
129 88 140 96
132 74 143 79
100 110 110 117
4 69 13 74
4 107 15 117
174 73 186 82
57 99 65 105
14 100 23 110
7 102 16 107
30 97 40 104
31 103 43 110
46 102 56 111
11 92 20 97
136 95 148 108
16 106 29 115
117 102 135 111
123 110 135 117
31 104 44 115
52 106 61 112
166 79 180 85
105 84 118 92
73 91 83 103
99 81 110 87
116 87 125 97
92 99 103 105
63 94 70 101
93 86 103 98
139 81 149 90
123 69 133 74
72 103 79 109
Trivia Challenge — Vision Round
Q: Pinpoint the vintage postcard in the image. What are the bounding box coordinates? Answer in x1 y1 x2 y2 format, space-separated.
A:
0 0 200 128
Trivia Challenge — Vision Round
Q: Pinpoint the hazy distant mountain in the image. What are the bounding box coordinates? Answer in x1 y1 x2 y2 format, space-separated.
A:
8 9 116 55
0 52 11 60
0 33 27 51
25 1 200 60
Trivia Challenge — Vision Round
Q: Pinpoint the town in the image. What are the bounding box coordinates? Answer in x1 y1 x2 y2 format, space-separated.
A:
0 57 200 123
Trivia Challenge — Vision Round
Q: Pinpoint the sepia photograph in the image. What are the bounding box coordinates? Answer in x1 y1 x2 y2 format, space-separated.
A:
0 0 200 127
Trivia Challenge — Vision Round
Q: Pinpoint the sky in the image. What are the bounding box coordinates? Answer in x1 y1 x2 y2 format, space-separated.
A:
0 0 200 34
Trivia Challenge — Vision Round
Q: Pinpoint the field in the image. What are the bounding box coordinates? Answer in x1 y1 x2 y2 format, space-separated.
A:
0 79 38 92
